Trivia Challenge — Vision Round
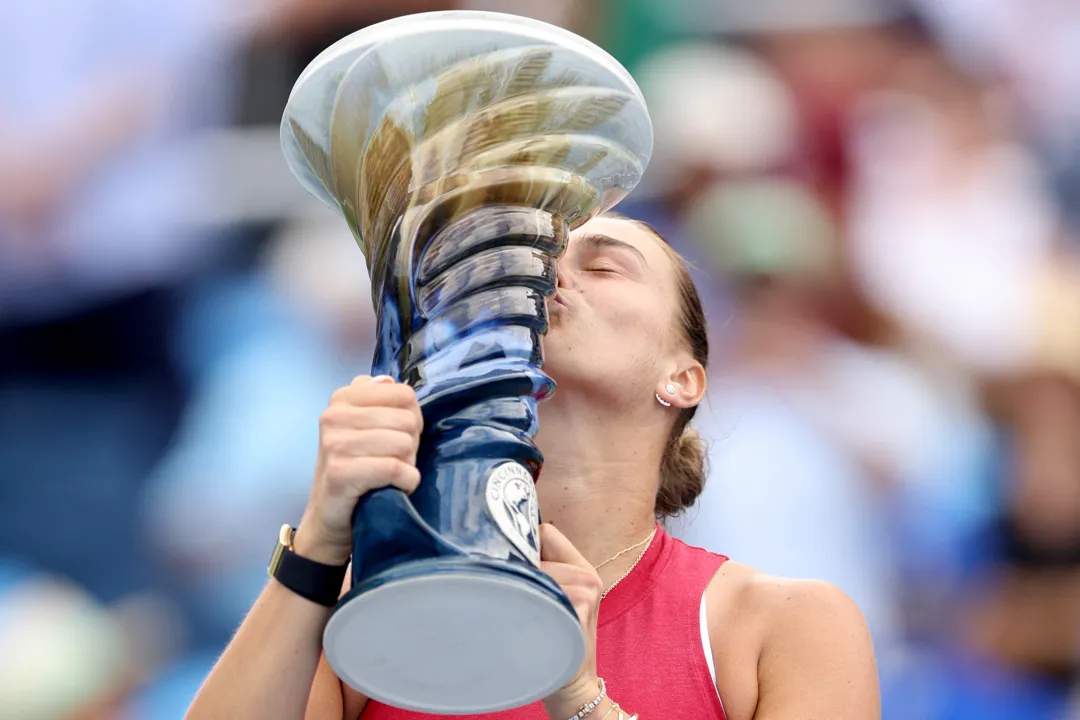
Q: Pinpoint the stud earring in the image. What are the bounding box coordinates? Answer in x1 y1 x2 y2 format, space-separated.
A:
655 393 672 407
665 383 676 395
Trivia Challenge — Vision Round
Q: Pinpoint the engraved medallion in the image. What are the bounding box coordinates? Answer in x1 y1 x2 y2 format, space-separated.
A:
486 462 541 566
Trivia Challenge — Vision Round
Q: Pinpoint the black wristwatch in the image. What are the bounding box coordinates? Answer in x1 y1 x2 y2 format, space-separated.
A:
268 524 349 607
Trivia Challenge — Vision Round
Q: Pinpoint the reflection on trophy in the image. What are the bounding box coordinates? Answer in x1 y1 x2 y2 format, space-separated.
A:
280 10 651 714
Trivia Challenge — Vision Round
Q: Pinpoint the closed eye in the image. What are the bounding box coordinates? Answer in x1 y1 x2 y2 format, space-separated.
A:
576 233 647 278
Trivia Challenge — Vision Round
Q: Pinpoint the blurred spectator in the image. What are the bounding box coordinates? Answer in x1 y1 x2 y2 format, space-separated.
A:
685 179 991 509
838 13 1080 716
910 0 1080 237
634 43 800 199
669 180 897 629
141 217 376 649
4 2 1080 717
0 0 254 321
0 0 404 608
621 41 802 322
0 0 247 604
958 257 1080 709
845 31 1062 378
667 177 999 714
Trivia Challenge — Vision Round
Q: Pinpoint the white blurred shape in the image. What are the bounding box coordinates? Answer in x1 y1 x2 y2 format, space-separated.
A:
847 90 1059 375
912 0 1080 149
635 43 798 195
262 216 375 336
0 577 126 720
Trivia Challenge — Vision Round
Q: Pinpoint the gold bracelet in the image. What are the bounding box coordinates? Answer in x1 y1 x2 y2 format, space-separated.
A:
600 701 638 720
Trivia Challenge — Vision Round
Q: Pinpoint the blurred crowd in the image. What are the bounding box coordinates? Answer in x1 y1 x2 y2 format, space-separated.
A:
2 1 1079 718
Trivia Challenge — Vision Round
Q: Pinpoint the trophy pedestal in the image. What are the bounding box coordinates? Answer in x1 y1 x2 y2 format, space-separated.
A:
324 557 583 715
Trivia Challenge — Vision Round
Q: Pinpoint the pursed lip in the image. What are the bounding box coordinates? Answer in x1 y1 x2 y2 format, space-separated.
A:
549 291 568 309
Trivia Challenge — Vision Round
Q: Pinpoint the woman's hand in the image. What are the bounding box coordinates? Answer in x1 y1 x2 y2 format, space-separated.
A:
539 523 607 719
294 375 424 565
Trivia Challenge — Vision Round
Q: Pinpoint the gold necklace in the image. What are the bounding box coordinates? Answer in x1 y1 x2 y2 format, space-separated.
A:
599 527 657 600
593 529 657 571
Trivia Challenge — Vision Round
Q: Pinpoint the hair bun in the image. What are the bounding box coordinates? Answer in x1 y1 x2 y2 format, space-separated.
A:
656 425 708 518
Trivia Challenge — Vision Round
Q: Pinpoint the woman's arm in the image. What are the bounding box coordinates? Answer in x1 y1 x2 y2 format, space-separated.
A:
308 649 369 720
185 375 423 719
750 580 880 720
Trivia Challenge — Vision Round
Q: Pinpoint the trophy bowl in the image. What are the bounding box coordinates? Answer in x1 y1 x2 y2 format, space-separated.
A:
281 10 652 714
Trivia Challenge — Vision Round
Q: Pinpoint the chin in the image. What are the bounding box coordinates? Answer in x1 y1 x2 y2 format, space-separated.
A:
540 361 568 390
539 344 572 385
540 330 595 391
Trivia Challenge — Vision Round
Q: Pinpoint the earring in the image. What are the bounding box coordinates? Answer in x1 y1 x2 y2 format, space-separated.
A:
655 393 672 407
665 383 676 395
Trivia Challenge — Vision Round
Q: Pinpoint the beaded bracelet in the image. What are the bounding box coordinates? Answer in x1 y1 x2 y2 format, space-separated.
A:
567 678 607 720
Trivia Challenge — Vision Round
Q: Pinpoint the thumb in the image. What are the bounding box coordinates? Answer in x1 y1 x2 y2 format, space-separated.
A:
539 523 591 570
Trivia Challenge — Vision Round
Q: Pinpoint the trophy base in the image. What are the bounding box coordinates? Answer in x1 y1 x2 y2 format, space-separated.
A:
323 556 585 715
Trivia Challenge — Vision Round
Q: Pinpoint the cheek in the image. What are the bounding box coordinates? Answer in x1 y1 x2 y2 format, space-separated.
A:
583 294 668 373
611 304 664 350
542 284 671 390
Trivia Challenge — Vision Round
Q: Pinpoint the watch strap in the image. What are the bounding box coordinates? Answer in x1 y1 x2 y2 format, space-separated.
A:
268 525 349 607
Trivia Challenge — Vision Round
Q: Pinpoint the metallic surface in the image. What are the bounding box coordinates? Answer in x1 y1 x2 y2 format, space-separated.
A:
281 10 651 712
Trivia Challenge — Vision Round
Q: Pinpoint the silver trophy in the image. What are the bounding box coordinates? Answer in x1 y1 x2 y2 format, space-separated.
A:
281 10 651 714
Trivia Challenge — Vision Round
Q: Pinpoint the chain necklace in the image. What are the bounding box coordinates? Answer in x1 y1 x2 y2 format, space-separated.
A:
598 527 657 600
593 530 656 571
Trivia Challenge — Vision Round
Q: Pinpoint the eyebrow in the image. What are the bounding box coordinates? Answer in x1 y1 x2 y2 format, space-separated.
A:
577 232 650 268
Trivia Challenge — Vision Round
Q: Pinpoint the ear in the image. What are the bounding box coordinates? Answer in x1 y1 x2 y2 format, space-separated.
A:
658 361 706 410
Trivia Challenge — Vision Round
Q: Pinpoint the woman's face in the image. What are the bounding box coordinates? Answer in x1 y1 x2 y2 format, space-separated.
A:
542 216 690 407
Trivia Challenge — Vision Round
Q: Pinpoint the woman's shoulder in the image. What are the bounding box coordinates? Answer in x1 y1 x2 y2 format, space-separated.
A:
665 533 869 646
705 562 879 720
708 561 867 630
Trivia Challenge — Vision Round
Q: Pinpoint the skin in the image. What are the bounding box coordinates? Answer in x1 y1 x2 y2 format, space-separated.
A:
185 217 879 720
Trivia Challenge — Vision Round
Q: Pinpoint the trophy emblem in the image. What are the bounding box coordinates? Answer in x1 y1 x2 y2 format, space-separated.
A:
280 10 651 714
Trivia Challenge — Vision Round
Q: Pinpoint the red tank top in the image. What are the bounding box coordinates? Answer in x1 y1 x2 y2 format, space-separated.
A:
361 525 728 719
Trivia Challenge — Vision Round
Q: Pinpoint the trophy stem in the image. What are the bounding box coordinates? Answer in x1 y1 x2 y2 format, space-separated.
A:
324 205 585 713
353 202 567 585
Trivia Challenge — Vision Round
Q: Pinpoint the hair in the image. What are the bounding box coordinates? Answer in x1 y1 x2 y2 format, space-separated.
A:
607 215 710 518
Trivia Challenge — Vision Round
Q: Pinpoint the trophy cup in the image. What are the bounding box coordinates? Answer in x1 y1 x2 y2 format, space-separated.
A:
280 10 651 714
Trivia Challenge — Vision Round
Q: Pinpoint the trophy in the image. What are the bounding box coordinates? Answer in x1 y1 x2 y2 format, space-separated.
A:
280 10 652 714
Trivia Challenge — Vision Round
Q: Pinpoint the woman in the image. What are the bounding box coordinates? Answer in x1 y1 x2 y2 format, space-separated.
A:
185 215 880 720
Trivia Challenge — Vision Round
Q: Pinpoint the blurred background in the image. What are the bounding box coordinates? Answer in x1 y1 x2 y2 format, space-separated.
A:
2 0 1079 717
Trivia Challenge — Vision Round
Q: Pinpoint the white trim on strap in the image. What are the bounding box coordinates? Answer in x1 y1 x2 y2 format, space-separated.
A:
700 590 727 715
